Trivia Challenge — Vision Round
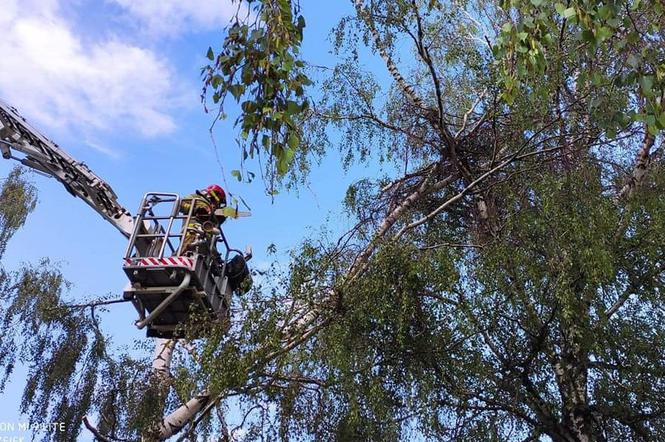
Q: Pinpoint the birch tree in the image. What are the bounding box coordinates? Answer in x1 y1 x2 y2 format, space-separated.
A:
3 0 665 440
194 0 665 440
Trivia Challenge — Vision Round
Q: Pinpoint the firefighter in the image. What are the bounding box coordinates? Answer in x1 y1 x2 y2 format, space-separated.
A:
179 184 226 255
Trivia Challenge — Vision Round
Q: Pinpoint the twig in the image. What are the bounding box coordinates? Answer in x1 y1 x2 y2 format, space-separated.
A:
56 298 130 310
419 242 483 250
455 89 487 138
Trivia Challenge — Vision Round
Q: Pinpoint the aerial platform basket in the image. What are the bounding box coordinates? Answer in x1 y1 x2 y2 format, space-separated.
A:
122 192 249 338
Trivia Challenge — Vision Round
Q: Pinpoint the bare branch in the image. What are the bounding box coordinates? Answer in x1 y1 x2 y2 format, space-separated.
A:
455 89 488 139
352 0 428 110
407 0 455 146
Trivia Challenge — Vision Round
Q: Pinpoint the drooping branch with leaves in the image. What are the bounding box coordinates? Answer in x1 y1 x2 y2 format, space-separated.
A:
202 0 312 194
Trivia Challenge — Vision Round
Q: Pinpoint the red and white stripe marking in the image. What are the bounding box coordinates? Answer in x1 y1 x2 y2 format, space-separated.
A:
123 256 194 269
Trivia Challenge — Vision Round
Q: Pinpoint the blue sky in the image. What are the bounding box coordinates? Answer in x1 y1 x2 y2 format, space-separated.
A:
0 0 368 438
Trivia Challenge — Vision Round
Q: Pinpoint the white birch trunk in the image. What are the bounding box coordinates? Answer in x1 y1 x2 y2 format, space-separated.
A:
151 339 212 440
157 394 210 440
152 339 175 380
618 132 655 199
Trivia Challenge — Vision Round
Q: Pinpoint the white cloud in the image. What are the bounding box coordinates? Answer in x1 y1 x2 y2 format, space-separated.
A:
84 138 122 159
0 0 186 144
110 0 240 37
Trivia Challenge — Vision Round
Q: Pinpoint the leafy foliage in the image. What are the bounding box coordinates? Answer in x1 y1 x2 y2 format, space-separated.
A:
0 169 165 441
187 0 665 440
494 0 665 136
0 167 36 258
202 0 312 193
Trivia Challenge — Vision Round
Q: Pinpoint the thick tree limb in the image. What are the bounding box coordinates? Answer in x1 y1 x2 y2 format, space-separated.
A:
158 394 211 440
151 339 211 440
352 0 427 111
604 293 632 319
618 131 655 199
152 339 175 381
346 171 454 282
407 0 456 146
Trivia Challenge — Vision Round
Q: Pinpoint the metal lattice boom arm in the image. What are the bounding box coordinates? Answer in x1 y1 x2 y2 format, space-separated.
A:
0 100 134 237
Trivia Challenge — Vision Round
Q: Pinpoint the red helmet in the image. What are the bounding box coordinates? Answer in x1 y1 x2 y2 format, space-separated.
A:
206 184 226 205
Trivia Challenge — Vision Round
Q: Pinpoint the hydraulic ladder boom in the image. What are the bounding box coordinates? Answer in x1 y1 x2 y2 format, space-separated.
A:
0 99 253 338
0 100 134 237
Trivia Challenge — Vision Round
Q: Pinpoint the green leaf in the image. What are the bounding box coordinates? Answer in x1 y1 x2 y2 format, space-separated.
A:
555 3 566 14
640 75 654 96
530 0 545 6
562 7 577 19
595 26 613 42
501 91 515 105
228 84 244 101
211 75 223 88
286 100 300 115
277 154 288 175
276 145 296 175
658 112 665 128
647 124 659 136
627 54 640 68
592 73 604 86
287 133 299 150
607 18 622 28
284 147 295 164
250 29 263 42
581 30 595 43
626 31 639 44
597 6 613 20
231 170 242 181
206 46 214 61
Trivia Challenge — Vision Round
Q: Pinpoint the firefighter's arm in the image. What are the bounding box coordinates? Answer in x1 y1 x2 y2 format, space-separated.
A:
179 194 197 215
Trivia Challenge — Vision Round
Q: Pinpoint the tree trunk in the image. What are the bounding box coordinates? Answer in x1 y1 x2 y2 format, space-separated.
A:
552 329 596 442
